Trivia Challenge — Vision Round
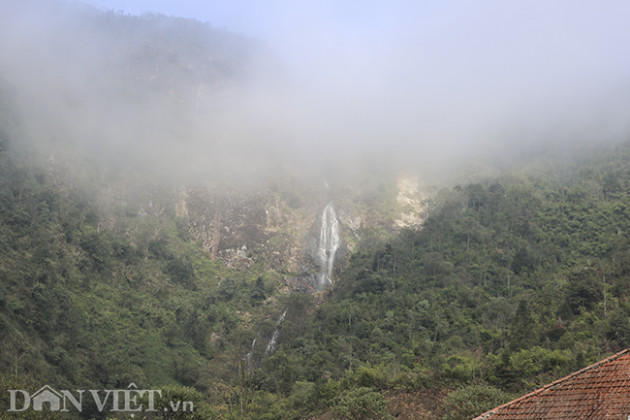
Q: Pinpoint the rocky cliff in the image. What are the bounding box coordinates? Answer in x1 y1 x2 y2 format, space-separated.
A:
172 173 431 291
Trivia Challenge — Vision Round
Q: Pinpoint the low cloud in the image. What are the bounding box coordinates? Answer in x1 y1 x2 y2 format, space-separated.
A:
1 0 629 188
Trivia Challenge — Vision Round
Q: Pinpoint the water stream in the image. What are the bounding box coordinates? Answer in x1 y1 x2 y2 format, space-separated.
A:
265 309 288 354
315 202 340 290
245 338 257 369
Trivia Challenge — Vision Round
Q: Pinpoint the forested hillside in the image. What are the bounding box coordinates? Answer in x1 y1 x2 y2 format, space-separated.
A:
3 128 630 419
233 141 630 419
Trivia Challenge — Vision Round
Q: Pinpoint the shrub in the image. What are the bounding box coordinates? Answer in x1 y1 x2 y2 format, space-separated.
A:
332 387 390 420
441 384 510 420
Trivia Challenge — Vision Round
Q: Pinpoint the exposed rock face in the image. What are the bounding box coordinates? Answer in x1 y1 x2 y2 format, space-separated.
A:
172 173 430 291
182 189 268 259
178 186 315 277
394 175 429 229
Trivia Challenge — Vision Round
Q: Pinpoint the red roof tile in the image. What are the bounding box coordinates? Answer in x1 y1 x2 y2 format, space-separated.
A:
474 349 630 419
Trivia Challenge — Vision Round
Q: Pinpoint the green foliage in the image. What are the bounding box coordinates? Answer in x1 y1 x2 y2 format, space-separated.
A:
509 299 537 351
0 374 65 420
165 257 195 287
351 364 387 389
3 81 630 420
147 384 218 419
331 387 391 420
605 303 630 348
565 268 603 314
441 384 510 420
247 141 630 417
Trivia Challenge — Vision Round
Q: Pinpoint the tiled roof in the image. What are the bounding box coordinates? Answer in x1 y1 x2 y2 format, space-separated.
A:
474 349 630 419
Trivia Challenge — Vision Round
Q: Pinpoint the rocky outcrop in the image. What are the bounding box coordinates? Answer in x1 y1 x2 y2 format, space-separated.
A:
394 175 430 228
173 173 430 291
181 189 268 259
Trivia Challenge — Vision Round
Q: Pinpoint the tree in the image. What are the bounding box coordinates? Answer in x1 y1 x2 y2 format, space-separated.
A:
441 384 510 420
509 299 537 351
332 387 390 420
566 269 603 314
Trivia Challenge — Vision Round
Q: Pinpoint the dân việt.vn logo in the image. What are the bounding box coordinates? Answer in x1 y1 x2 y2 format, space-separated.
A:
6 383 193 415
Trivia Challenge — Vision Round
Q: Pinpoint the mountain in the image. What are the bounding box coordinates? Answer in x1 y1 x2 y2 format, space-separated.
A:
1 1 630 419
3 112 630 419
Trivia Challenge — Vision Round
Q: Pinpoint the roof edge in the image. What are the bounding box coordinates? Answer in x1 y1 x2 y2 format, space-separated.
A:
473 348 630 419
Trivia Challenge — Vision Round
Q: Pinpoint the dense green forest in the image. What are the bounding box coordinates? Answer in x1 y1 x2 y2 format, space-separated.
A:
243 141 630 419
2 130 630 419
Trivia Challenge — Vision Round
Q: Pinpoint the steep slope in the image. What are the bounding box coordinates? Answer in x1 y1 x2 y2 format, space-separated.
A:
0 0 429 293
3 127 630 419
268 141 630 419
0 4 430 419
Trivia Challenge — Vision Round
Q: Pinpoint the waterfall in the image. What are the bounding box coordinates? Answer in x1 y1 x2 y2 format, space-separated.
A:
265 309 288 354
316 202 340 290
277 308 288 323
265 330 280 354
245 338 257 369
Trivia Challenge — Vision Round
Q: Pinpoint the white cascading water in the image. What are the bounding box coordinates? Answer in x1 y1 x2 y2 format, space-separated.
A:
265 309 287 354
245 338 257 369
316 202 340 290
265 330 280 354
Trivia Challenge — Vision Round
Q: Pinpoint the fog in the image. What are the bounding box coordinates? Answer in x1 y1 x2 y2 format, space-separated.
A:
260 1 630 171
1 0 630 188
